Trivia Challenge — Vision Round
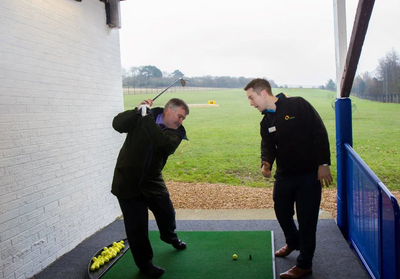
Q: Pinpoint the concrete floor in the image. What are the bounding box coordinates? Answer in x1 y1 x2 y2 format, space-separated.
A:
150 208 333 220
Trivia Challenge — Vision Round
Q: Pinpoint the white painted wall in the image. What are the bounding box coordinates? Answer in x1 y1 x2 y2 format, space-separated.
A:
0 1 124 278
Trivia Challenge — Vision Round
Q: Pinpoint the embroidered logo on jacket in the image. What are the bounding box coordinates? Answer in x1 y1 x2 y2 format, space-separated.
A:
285 115 295 120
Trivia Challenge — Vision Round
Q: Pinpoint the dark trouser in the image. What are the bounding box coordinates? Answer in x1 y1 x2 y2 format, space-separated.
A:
117 192 180 271
273 171 322 269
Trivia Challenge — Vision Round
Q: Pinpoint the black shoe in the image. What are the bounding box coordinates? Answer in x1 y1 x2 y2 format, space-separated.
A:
172 240 186 250
141 265 165 278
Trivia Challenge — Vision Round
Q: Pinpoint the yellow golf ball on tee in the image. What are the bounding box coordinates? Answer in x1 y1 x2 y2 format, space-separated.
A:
232 254 238 260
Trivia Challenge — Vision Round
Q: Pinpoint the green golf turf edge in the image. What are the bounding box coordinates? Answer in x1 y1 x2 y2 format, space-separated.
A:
101 231 274 279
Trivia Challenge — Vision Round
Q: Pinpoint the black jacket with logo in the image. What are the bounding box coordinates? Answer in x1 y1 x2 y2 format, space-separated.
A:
111 107 187 198
260 93 331 177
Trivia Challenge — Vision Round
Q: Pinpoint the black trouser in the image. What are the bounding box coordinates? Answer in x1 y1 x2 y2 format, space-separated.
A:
118 192 179 271
273 171 321 269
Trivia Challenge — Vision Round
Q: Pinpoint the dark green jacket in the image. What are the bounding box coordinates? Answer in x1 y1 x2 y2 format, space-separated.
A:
111 107 187 198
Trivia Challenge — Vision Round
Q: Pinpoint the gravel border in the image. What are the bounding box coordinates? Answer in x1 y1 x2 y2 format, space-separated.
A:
167 182 339 219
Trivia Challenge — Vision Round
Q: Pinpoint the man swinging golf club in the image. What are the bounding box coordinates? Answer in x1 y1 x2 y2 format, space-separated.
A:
111 95 189 278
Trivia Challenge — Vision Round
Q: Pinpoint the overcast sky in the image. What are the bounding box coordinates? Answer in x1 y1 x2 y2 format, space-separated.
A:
119 0 400 87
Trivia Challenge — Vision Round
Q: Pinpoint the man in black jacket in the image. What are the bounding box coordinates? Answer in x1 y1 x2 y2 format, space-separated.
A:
111 98 189 278
245 79 332 279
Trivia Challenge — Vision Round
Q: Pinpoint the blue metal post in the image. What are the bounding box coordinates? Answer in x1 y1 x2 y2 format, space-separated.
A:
335 98 353 238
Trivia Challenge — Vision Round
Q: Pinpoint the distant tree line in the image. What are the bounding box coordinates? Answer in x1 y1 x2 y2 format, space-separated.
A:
122 48 400 104
319 79 337 91
318 49 400 103
352 49 400 102
122 65 277 89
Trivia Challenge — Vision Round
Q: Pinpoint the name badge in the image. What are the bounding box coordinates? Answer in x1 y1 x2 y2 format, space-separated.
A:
268 126 276 133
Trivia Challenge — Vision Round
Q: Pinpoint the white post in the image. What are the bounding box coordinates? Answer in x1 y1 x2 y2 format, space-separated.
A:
333 0 348 98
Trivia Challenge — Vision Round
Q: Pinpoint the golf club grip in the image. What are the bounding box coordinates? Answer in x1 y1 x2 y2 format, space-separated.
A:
138 105 149 117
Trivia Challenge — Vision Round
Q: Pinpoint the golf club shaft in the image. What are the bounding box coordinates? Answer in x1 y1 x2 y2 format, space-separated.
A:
152 78 185 101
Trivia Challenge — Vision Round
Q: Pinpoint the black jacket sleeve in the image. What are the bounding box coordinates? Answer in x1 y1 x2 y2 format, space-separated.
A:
112 109 140 133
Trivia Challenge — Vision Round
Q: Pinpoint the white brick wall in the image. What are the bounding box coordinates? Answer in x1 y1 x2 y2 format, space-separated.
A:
0 1 124 278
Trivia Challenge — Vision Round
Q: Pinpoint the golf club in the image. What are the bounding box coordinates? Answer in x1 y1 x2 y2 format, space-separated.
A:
152 77 186 101
139 77 186 116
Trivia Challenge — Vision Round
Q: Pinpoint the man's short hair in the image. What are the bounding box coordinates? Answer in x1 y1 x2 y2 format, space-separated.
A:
165 98 190 115
244 78 272 95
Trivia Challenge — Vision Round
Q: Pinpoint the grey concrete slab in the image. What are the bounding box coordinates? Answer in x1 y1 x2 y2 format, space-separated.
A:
150 208 333 220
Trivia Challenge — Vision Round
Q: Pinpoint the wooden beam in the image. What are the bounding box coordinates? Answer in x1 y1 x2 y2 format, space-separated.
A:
340 0 375 98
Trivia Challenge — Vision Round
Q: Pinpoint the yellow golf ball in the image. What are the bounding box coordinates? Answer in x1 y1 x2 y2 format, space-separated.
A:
232 254 238 260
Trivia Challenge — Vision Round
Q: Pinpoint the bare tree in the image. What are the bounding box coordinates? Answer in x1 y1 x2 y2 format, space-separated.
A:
377 49 400 95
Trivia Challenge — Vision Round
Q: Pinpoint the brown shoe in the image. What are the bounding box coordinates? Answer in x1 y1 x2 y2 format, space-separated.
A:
279 266 312 278
275 245 295 257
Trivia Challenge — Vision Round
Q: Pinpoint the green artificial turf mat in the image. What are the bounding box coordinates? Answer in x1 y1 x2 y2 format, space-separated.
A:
101 230 274 279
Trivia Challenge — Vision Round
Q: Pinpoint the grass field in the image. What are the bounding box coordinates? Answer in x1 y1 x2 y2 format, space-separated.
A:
123 88 400 191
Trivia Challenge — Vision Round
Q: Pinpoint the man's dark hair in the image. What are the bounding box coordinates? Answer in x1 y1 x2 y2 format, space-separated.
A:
165 98 190 115
244 78 273 95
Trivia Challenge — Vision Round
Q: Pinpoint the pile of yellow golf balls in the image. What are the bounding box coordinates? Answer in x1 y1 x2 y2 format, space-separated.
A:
90 240 125 271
